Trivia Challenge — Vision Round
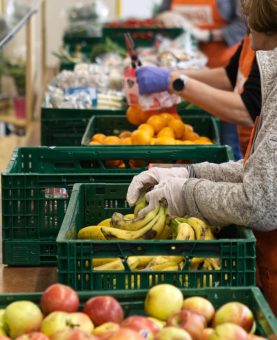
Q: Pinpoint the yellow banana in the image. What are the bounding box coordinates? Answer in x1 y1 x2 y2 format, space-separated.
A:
145 261 180 271
92 258 119 267
94 258 124 271
124 214 135 219
126 256 140 270
186 217 215 240
203 258 221 270
158 225 172 240
151 204 167 239
101 206 163 240
132 256 155 269
111 204 160 231
146 256 184 269
134 196 147 217
97 218 111 227
78 226 106 240
176 223 195 240
189 257 205 270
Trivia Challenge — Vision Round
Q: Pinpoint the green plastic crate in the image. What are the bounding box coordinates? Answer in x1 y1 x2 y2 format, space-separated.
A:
81 115 220 146
57 182 255 290
2 145 233 266
41 107 214 146
0 288 275 337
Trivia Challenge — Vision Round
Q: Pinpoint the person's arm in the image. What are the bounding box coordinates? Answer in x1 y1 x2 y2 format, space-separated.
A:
191 160 244 183
214 0 247 46
174 68 233 91
169 73 253 127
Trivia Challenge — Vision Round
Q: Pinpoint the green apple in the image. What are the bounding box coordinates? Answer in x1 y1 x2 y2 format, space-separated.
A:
4 301 43 338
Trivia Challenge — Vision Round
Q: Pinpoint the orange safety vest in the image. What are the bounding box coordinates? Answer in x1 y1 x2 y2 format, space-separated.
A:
235 36 256 156
171 0 240 67
244 121 277 317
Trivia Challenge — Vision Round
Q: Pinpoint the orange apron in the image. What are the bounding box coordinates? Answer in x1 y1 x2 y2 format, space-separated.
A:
171 0 240 67
244 120 277 317
235 36 256 155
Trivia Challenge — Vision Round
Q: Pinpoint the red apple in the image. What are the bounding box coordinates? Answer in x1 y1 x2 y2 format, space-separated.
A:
208 323 249 340
93 322 120 339
4 301 43 338
40 284 79 315
154 326 192 340
213 302 254 332
108 328 145 340
50 328 98 340
121 316 160 339
83 296 124 326
182 297 215 324
201 328 213 340
167 309 206 340
15 333 49 340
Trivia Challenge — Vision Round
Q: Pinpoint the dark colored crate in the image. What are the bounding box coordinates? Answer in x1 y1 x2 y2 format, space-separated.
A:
0 288 275 337
57 182 255 290
2 145 233 266
81 115 220 146
41 107 214 146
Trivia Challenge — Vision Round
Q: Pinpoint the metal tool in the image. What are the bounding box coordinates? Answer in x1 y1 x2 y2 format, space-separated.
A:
124 32 142 69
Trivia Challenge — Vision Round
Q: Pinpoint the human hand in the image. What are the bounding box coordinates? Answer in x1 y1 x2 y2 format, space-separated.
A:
190 27 210 42
136 66 171 95
138 177 188 218
156 11 193 29
127 167 189 207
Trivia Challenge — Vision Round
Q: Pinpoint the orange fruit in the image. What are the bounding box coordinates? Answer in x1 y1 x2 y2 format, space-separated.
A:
119 131 132 139
168 119 186 139
103 136 121 144
157 127 175 138
182 140 194 144
155 136 176 145
126 106 144 125
89 141 101 145
91 133 106 143
129 159 145 168
194 137 213 144
138 110 153 123
105 160 124 168
121 137 132 145
147 115 167 134
159 113 175 124
138 123 155 138
131 129 152 145
185 131 200 142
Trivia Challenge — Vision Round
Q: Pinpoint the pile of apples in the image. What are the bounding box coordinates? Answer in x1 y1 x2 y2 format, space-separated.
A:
0 283 269 340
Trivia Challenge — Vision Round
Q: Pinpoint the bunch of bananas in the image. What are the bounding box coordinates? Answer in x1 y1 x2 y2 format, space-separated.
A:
77 196 167 241
77 197 222 272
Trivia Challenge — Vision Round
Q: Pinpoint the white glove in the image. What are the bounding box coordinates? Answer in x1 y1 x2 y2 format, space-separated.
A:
156 11 193 29
138 177 188 218
191 27 210 42
127 167 190 207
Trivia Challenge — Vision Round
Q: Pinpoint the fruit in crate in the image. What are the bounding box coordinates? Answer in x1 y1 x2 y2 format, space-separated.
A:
144 284 184 321
182 297 215 323
15 332 49 340
155 326 192 340
92 322 120 338
121 316 159 339
208 323 249 340
40 283 79 314
4 301 43 338
50 328 97 340
89 112 213 149
108 328 145 340
213 302 255 333
83 296 124 326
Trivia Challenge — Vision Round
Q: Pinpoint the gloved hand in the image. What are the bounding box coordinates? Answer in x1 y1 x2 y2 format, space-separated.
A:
127 167 190 207
138 177 188 218
136 66 171 95
190 27 210 42
156 11 192 29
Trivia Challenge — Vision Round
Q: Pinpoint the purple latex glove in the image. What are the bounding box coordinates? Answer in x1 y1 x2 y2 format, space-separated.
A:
136 66 171 95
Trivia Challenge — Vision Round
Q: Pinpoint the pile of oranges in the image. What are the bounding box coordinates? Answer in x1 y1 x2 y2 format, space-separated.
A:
89 112 212 146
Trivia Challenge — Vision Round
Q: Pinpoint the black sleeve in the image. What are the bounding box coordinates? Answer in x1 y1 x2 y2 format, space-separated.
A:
157 0 171 13
240 58 261 122
225 43 242 88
